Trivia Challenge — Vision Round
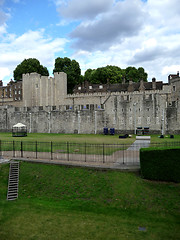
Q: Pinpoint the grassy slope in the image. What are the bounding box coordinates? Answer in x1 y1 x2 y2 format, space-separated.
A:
0 162 180 240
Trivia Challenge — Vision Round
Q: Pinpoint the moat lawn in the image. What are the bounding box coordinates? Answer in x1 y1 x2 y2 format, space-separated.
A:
0 132 180 144
0 162 179 240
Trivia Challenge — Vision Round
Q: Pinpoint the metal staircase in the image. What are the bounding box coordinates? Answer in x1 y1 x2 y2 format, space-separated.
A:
7 161 19 201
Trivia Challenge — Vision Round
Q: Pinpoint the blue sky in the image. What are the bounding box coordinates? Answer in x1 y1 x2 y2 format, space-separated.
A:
0 0 180 85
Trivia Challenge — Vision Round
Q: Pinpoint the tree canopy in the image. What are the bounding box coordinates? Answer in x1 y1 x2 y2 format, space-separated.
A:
84 66 148 84
53 57 81 94
13 58 49 81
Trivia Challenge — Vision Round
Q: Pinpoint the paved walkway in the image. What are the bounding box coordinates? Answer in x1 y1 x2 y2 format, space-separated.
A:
127 139 151 150
0 157 10 164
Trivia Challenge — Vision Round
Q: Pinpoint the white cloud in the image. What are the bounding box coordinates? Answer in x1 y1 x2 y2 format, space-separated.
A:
58 0 114 19
69 0 146 51
1 0 180 85
162 65 180 76
0 23 6 36
0 29 68 84
0 8 9 26
60 0 179 81
0 67 10 80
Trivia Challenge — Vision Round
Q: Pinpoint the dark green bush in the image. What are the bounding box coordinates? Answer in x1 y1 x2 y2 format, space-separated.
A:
140 147 180 182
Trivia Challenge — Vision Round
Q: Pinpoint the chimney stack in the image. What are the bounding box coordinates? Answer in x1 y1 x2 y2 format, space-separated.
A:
152 77 156 90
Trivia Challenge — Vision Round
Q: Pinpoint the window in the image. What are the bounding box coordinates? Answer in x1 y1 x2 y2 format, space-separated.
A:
173 85 176 92
129 117 132 125
145 94 149 100
124 95 127 101
147 117 150 124
78 86 81 90
89 86 92 89
99 85 103 89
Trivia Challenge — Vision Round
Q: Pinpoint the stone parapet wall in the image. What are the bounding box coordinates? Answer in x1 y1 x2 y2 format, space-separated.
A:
0 91 180 134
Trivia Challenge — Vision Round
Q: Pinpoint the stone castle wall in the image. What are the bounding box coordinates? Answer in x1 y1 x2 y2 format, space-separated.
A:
0 72 180 134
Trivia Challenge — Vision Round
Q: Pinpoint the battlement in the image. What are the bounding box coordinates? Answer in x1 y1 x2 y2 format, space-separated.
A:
1 71 180 109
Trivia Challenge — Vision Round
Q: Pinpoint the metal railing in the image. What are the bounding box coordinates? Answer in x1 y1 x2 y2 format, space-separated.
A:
0 140 180 166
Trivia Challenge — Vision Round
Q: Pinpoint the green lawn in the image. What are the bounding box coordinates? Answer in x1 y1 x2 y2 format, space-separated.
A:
0 162 179 240
0 132 136 144
0 132 180 144
1 132 180 155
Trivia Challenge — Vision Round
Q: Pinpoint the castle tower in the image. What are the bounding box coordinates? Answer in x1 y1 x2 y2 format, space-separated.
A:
53 72 67 106
22 72 67 107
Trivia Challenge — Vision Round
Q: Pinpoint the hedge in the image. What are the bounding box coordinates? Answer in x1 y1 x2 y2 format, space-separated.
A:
140 147 180 182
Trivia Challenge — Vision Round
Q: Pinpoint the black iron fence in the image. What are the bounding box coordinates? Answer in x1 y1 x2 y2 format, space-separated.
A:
0 140 180 166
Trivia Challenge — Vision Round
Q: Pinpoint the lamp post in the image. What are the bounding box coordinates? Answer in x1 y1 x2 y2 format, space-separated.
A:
94 110 97 134
48 112 51 133
161 109 164 136
29 113 31 133
133 103 137 135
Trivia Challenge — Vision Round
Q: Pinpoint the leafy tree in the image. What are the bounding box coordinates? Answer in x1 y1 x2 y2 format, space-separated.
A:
137 67 148 82
84 65 123 84
53 57 81 93
84 69 94 82
13 58 49 81
125 66 139 82
125 66 148 82
105 65 123 83
84 65 147 84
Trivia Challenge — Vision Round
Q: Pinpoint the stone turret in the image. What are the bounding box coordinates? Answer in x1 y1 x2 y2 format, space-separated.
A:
139 80 145 91
168 71 179 84
53 72 67 106
152 77 156 90
22 72 67 107
128 80 134 92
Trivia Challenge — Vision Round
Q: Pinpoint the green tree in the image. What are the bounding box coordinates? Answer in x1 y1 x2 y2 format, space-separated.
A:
137 67 148 82
13 58 49 81
84 69 93 82
125 66 147 82
84 66 148 84
53 57 81 93
84 65 123 84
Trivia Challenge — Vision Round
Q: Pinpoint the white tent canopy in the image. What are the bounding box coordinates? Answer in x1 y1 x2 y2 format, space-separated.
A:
13 123 26 128
12 123 27 137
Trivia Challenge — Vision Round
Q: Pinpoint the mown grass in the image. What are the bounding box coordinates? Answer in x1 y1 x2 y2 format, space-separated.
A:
0 132 135 144
0 162 180 240
1 132 180 143
0 140 127 155
1 132 180 155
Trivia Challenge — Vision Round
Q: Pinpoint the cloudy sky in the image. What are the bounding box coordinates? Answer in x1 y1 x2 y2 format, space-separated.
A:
0 0 180 85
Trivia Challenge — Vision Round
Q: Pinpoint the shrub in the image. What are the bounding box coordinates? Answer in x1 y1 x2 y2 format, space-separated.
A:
140 147 180 182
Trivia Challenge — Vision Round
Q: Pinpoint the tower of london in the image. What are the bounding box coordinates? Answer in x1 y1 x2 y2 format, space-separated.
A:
0 71 180 134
